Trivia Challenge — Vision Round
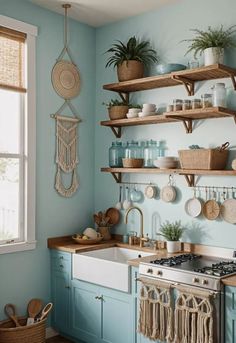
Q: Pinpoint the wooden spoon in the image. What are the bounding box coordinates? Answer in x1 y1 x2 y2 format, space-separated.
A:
4 304 21 327
27 298 43 325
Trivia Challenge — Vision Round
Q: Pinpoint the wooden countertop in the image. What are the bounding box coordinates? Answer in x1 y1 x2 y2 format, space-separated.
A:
222 275 236 286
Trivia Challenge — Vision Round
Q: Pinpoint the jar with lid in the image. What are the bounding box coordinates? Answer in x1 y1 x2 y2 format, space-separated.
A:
109 141 124 167
212 83 227 107
201 94 213 108
182 100 191 111
173 99 183 111
143 140 159 167
191 99 201 109
125 140 142 159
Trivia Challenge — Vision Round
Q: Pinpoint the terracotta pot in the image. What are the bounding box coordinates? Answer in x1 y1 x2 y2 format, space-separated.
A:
117 60 144 82
204 47 224 66
108 105 128 120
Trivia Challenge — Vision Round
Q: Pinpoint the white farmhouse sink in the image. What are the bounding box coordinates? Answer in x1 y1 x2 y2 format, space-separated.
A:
73 247 154 292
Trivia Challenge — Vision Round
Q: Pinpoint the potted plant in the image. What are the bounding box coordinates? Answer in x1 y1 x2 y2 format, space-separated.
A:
183 25 236 66
105 36 158 82
159 220 184 253
103 99 141 120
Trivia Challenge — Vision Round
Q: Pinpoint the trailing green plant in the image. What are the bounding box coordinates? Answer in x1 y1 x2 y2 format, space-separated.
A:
182 25 236 58
105 36 158 68
102 99 141 109
159 220 184 241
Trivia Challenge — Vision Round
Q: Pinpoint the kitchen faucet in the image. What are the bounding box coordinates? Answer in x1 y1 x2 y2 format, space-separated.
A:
124 206 149 247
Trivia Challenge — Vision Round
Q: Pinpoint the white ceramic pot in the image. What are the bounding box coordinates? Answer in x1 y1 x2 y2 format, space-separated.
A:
166 241 181 253
204 47 224 66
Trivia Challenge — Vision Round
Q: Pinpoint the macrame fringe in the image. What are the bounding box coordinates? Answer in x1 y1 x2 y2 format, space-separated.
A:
55 116 79 197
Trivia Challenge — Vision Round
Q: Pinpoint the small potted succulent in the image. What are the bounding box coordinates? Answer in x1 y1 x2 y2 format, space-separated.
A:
183 25 236 66
103 99 141 120
105 36 158 82
159 220 184 253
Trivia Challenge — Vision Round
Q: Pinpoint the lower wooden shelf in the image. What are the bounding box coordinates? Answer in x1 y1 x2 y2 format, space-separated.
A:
101 167 236 186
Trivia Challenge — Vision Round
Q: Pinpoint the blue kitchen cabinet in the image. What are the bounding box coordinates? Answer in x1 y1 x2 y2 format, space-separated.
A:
71 278 133 343
225 285 236 343
51 250 71 335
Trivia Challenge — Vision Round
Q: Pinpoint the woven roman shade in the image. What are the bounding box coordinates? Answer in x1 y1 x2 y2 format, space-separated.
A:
0 26 26 93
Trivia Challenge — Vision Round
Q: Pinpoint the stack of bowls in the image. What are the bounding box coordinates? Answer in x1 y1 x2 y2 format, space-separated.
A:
138 103 156 117
154 157 178 169
126 108 140 118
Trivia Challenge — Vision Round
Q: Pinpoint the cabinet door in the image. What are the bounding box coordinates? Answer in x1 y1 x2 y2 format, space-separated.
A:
71 279 101 343
225 286 236 343
51 269 71 333
101 288 133 343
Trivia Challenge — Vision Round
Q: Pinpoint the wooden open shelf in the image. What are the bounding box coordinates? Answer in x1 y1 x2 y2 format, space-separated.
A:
103 64 236 96
101 167 236 187
100 107 236 136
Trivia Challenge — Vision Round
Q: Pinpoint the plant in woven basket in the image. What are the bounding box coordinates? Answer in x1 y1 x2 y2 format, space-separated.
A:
182 25 236 66
102 99 141 109
105 36 158 81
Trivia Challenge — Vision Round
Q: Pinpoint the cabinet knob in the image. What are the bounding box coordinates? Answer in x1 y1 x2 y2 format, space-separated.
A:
59 264 64 268
95 295 103 301
65 285 70 289
59 256 64 260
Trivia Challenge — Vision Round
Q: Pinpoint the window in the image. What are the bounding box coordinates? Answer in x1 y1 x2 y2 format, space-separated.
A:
0 15 37 254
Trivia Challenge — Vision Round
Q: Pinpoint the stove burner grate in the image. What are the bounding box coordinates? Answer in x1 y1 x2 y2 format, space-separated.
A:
150 253 201 267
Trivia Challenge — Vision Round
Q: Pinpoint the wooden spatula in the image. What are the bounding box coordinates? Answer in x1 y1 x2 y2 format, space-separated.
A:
4 303 21 327
27 298 43 325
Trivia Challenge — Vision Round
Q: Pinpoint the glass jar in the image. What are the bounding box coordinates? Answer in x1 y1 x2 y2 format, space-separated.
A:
201 93 213 108
212 83 227 107
109 141 124 167
182 100 191 111
173 99 183 111
143 140 159 167
125 140 141 159
191 99 201 109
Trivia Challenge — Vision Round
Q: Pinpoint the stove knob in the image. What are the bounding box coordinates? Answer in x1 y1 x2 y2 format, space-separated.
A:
202 279 208 285
192 277 199 283
147 268 153 274
157 270 163 276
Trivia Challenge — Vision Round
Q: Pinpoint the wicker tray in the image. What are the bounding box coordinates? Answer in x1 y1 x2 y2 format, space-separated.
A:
0 317 46 343
178 149 228 170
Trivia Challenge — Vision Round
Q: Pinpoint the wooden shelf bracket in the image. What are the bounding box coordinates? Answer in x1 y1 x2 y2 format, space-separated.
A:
165 114 193 133
111 172 122 183
183 174 195 187
110 127 122 138
171 75 195 96
226 72 236 90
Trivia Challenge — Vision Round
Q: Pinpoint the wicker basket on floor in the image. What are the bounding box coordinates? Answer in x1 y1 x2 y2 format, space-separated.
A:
0 317 46 343
178 149 228 170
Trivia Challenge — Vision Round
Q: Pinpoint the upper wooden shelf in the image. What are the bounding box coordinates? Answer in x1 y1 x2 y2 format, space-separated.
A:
100 107 236 136
101 167 236 187
103 64 236 96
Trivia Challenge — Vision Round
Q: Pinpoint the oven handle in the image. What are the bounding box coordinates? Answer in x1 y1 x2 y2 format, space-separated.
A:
135 277 218 298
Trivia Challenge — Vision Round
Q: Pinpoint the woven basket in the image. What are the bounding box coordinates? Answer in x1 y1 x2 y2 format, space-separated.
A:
117 61 144 82
178 149 228 170
0 317 46 343
122 158 144 168
108 105 128 120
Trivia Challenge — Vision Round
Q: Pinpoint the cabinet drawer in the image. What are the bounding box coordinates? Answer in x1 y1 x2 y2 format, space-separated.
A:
51 250 71 272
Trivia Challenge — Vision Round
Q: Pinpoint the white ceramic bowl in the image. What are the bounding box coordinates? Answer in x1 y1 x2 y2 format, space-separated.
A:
154 160 178 169
128 108 140 114
158 156 177 161
126 112 138 118
143 103 156 109
83 227 98 239
138 111 156 117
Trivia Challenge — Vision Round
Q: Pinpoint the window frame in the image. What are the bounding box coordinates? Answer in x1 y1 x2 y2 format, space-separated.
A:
0 15 37 254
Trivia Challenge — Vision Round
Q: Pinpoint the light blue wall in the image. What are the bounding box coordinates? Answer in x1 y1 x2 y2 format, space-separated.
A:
95 0 236 248
0 0 95 320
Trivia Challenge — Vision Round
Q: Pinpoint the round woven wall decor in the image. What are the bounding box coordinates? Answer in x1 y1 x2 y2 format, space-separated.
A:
52 60 80 99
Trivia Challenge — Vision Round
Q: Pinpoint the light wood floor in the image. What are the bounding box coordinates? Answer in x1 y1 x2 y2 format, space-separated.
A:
46 336 75 343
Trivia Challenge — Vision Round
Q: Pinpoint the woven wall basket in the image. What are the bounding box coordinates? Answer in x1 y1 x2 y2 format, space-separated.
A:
51 60 80 99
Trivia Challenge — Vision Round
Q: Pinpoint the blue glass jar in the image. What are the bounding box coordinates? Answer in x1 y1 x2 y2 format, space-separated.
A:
144 140 159 167
125 140 142 159
109 141 124 167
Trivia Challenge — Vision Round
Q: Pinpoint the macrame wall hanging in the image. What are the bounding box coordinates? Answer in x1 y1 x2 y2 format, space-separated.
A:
51 4 81 197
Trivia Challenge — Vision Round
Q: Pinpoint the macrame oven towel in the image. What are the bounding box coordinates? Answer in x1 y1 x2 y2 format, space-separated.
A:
138 277 174 342
55 115 79 197
173 284 214 343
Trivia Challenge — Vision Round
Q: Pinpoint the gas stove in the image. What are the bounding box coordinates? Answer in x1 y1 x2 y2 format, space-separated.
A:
139 253 236 291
